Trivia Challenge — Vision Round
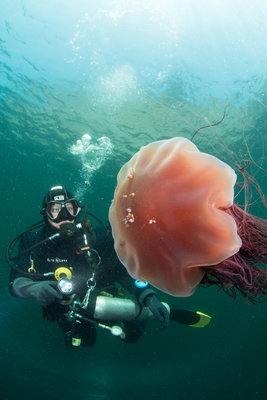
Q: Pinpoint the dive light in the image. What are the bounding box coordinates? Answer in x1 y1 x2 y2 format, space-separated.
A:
57 278 73 295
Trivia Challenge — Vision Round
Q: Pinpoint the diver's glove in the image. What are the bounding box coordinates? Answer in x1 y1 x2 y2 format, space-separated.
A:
145 294 170 328
139 289 169 328
12 277 63 307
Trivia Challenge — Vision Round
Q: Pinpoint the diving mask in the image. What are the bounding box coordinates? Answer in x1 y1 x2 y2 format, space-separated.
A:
46 199 81 223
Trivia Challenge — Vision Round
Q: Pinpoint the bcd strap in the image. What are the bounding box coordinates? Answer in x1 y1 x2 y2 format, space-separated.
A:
84 220 92 231
83 290 98 318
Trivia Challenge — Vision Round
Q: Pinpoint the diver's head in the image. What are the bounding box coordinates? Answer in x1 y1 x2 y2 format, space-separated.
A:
41 186 81 229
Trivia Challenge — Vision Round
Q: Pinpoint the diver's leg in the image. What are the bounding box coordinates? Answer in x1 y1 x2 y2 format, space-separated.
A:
58 317 97 347
121 320 147 343
80 321 97 347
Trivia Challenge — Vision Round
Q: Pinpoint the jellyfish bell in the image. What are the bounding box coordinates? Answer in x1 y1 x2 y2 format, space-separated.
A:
109 137 267 300
109 137 242 296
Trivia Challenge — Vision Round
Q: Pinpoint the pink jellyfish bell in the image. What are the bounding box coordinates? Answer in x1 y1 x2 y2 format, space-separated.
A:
109 137 267 301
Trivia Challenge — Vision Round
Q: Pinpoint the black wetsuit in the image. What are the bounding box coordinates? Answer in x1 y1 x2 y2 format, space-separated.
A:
9 222 148 346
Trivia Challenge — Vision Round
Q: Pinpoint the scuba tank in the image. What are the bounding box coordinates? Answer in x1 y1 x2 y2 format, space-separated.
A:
63 291 211 345
93 296 170 321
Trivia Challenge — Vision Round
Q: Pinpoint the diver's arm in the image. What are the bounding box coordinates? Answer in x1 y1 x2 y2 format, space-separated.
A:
9 231 38 284
118 271 170 328
9 230 45 293
12 277 63 306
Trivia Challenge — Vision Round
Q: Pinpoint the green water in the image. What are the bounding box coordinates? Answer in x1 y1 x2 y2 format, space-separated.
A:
1 1 267 399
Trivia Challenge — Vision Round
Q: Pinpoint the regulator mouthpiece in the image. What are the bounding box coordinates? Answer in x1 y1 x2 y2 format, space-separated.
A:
59 222 79 238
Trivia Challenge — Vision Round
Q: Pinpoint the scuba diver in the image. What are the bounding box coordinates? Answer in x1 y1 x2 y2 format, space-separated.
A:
8 186 170 347
8 186 211 347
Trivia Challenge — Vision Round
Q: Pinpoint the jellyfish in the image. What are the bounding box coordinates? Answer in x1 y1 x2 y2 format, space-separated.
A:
109 137 267 301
